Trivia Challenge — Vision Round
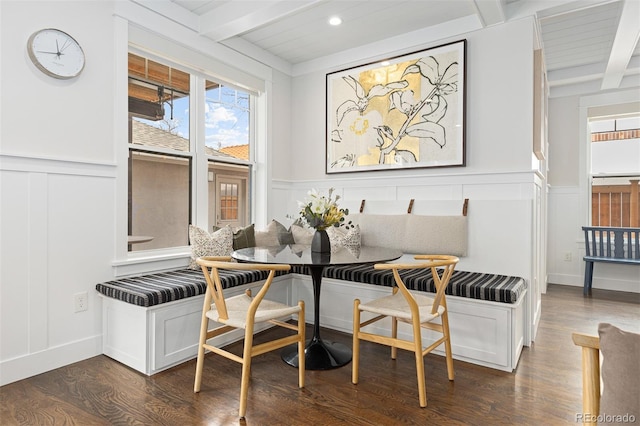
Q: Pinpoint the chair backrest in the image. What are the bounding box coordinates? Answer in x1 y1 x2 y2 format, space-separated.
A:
374 255 459 315
196 256 291 320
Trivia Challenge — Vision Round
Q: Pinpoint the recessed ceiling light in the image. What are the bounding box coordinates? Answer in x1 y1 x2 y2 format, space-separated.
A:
329 16 342 26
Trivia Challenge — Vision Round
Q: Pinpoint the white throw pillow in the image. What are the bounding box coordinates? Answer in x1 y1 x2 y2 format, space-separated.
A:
291 224 314 245
254 220 281 247
188 225 233 269
327 225 361 251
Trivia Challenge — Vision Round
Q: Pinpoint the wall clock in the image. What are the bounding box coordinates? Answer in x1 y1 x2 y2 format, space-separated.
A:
27 28 85 79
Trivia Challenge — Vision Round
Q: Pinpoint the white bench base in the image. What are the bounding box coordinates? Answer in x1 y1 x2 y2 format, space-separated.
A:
100 276 292 375
100 274 525 375
290 274 526 372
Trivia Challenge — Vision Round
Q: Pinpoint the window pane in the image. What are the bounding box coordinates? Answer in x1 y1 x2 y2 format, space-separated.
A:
129 53 190 150
128 53 193 252
589 115 640 227
129 151 191 251
220 182 239 221
208 163 250 229
205 81 250 160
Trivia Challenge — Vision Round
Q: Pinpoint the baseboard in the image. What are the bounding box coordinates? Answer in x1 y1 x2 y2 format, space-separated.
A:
548 273 640 293
0 335 102 386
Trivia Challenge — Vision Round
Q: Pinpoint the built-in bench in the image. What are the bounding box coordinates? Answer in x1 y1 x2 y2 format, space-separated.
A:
98 198 532 375
98 268 293 375
97 262 525 374
582 226 640 295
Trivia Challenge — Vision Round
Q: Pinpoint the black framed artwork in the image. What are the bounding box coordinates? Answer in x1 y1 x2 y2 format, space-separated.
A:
326 39 466 174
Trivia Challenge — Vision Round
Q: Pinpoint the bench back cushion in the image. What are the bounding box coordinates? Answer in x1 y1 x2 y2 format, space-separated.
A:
352 214 406 250
350 213 467 256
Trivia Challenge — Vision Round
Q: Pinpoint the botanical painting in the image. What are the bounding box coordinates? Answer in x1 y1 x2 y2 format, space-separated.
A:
326 40 466 174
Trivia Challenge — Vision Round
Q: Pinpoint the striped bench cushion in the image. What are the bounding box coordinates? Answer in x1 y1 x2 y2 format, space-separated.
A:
97 264 524 307
291 264 525 304
95 268 278 307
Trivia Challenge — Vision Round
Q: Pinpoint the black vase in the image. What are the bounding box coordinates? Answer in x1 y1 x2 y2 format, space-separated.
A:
311 229 331 253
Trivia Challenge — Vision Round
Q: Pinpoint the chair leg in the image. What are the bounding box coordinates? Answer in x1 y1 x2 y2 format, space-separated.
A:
441 311 455 381
584 261 594 295
297 301 305 389
193 325 207 392
239 326 254 418
413 321 427 408
194 294 211 393
352 299 361 385
391 316 398 360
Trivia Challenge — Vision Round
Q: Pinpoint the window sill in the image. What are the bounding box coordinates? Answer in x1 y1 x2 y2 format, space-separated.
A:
112 246 191 278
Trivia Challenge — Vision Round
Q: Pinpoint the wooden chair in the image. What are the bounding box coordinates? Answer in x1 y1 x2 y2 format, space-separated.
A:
572 332 600 425
193 256 305 418
352 255 459 407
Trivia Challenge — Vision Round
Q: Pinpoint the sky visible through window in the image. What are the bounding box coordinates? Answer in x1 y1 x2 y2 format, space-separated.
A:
136 85 249 151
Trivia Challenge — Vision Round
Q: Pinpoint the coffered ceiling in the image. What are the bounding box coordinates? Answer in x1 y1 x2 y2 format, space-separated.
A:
134 0 640 96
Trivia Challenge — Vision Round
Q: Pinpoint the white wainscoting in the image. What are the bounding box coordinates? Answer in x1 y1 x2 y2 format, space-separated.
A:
0 154 117 386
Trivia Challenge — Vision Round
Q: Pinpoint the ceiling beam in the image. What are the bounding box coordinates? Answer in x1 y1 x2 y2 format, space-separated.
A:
199 0 322 42
601 0 640 90
473 0 506 27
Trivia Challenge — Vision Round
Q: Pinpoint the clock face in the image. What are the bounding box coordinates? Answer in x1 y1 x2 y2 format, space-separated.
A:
27 29 85 79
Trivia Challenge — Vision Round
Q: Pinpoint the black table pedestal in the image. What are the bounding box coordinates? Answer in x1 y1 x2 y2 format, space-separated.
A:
281 336 352 370
281 263 352 370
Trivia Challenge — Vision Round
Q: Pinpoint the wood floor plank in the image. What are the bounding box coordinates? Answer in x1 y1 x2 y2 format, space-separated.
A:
1 284 638 425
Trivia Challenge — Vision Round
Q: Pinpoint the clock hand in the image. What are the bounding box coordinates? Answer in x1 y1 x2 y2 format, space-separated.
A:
59 39 70 53
55 40 62 59
36 50 61 55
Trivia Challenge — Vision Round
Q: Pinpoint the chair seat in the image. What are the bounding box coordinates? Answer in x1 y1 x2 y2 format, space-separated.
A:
359 292 445 322
206 294 302 328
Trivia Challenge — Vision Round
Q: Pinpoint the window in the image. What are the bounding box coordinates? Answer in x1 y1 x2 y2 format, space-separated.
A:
127 53 253 252
205 80 251 230
589 115 640 228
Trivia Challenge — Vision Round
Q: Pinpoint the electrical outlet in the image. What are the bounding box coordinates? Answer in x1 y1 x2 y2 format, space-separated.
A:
74 292 88 312
563 252 572 262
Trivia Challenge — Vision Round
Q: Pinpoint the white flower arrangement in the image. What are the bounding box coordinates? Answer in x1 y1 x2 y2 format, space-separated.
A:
297 188 351 231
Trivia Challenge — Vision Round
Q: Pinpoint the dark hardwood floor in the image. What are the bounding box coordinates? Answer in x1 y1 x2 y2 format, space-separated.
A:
2 284 639 425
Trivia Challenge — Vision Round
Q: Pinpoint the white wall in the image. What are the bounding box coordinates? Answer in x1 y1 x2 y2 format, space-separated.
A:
0 0 287 385
287 21 536 182
277 19 545 344
279 19 541 230
1 0 118 385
